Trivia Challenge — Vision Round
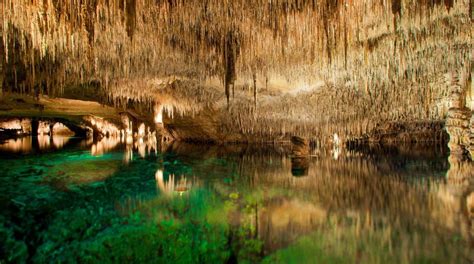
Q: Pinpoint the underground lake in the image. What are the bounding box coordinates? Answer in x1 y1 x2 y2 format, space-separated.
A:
0 136 472 263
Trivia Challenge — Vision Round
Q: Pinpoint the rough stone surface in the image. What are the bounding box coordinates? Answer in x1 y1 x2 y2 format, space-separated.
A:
470 114 474 159
445 73 473 160
291 136 309 157
366 121 448 144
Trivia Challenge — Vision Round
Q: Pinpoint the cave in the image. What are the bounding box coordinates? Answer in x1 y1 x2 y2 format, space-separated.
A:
0 1 473 263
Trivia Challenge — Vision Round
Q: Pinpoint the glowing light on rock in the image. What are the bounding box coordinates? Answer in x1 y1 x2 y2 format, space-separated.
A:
38 122 51 135
0 119 30 134
126 135 133 145
333 133 341 146
154 105 163 124
138 123 146 137
84 116 121 138
52 123 75 136
0 120 22 130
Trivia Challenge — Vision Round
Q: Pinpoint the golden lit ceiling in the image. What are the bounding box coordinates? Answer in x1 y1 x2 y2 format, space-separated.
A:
1 0 472 140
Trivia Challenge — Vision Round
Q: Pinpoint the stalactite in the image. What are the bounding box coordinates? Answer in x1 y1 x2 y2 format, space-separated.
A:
253 72 257 109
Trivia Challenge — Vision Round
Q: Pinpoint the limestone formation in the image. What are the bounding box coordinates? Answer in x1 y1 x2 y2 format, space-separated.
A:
290 136 310 177
1 1 472 142
445 73 472 160
291 136 309 157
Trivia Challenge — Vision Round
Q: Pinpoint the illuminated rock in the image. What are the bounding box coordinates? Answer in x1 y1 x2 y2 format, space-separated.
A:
445 73 472 159
37 121 51 135
84 115 121 139
52 123 75 136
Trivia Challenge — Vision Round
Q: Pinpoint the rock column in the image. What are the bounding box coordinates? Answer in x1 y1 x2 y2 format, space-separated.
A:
445 73 472 160
444 73 474 243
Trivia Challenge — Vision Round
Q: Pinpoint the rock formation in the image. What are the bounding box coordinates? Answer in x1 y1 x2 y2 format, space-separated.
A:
0 1 472 143
445 72 473 160
444 70 473 239
290 136 310 176
291 136 309 157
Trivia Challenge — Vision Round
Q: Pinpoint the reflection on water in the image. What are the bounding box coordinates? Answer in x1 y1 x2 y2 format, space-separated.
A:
159 143 473 261
37 134 51 149
52 135 71 149
155 169 194 196
0 141 472 263
0 133 158 157
0 135 72 153
0 137 32 153
91 136 121 156
134 137 158 158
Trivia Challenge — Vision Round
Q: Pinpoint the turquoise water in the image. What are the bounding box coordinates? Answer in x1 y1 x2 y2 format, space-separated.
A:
0 138 472 263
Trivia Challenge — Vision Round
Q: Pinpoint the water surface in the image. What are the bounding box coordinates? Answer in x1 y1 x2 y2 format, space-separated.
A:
0 137 472 263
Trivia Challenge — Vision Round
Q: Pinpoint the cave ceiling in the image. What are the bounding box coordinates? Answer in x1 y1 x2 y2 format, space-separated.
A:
0 0 472 140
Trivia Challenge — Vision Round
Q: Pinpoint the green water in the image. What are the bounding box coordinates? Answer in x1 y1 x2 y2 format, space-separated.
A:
0 138 472 263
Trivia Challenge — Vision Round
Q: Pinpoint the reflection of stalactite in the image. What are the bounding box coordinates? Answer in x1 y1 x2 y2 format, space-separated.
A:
155 170 192 196
0 137 33 153
91 136 121 156
123 144 133 164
